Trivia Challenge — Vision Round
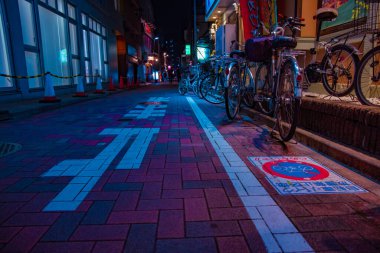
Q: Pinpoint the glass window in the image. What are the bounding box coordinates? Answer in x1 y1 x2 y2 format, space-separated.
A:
25 51 42 88
104 63 109 80
69 23 78 55
48 0 55 8
97 23 101 34
81 13 86 26
0 4 12 88
72 58 80 84
90 31 103 77
18 0 37 46
85 60 91 83
88 18 92 29
82 29 88 57
103 39 107 61
68 4 75 20
102 27 106 36
57 0 64 13
38 5 70 86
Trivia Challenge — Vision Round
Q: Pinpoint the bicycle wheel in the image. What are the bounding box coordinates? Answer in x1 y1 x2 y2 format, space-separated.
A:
276 59 300 142
321 44 359 97
200 74 225 104
256 63 274 115
355 46 380 106
178 79 187 95
242 66 256 108
225 65 241 120
195 73 207 98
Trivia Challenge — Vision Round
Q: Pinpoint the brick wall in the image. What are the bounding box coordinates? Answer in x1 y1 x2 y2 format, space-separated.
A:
299 98 380 158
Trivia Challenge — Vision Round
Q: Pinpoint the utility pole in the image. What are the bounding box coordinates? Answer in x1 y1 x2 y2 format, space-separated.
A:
193 0 197 64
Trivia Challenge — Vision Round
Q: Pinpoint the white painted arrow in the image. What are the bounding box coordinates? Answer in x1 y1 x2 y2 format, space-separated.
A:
41 128 158 211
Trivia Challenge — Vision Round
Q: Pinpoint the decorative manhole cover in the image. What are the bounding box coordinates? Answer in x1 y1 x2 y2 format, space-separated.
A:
0 142 22 157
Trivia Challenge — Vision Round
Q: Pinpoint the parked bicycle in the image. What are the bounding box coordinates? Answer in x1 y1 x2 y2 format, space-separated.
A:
354 0 380 107
304 8 360 97
225 16 304 141
178 64 206 98
200 55 231 104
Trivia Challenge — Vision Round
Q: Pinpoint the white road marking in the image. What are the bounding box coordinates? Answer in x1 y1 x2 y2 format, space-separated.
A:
41 128 157 211
117 128 159 169
186 97 313 253
122 97 169 119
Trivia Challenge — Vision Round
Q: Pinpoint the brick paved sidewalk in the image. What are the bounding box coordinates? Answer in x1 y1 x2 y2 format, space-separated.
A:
0 85 379 253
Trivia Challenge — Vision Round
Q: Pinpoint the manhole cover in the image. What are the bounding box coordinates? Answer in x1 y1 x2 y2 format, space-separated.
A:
0 142 22 157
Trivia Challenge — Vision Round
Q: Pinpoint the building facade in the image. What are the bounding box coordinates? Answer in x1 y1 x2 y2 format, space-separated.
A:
0 0 124 101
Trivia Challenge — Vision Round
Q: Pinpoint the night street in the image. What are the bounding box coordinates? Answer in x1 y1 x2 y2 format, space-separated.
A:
0 85 379 252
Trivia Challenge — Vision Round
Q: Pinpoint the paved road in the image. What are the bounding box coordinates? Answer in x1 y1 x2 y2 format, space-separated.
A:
0 84 379 253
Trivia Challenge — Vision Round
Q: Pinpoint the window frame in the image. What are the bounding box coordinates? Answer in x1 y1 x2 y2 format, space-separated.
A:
81 13 108 82
0 0 16 90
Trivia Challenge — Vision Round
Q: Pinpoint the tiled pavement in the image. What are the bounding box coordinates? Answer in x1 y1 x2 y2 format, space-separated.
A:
0 85 379 252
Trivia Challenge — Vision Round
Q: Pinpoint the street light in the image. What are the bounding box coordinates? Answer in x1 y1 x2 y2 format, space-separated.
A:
153 37 160 82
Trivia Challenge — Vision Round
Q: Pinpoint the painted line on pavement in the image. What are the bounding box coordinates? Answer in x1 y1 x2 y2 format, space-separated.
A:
122 97 170 119
117 128 159 169
42 128 158 211
186 97 314 253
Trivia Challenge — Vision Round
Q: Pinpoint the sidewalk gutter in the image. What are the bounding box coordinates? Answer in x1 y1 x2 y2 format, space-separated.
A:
242 107 380 181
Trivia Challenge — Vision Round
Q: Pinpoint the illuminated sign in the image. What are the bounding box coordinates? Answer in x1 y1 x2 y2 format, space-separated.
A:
185 44 191 55
197 47 210 61
206 0 219 16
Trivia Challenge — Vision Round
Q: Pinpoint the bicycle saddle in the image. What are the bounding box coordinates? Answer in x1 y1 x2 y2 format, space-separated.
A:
315 8 338 22
272 36 297 49
230 50 245 58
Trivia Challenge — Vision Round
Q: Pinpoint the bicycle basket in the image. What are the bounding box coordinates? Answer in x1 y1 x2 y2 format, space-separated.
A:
245 36 297 62
352 0 380 34
245 36 273 62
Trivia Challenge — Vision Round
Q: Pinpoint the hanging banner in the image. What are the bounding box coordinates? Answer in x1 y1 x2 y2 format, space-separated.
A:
240 0 277 40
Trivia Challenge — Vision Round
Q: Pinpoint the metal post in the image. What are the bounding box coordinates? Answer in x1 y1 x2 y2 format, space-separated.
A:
193 0 197 64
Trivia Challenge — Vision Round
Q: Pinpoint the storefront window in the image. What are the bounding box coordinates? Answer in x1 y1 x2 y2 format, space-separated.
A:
81 13 86 26
103 39 107 61
72 58 80 84
85 60 91 83
68 3 75 20
25 51 42 88
38 5 70 85
18 0 37 47
69 23 78 55
83 30 88 57
57 0 64 13
90 31 103 77
48 0 55 8
0 3 12 88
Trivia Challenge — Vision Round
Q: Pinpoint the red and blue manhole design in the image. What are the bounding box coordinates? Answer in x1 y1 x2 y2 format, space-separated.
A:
249 156 367 195
262 159 330 181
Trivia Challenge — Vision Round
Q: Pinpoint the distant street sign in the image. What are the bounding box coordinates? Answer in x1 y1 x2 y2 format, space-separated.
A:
249 156 367 195
185 44 191 55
